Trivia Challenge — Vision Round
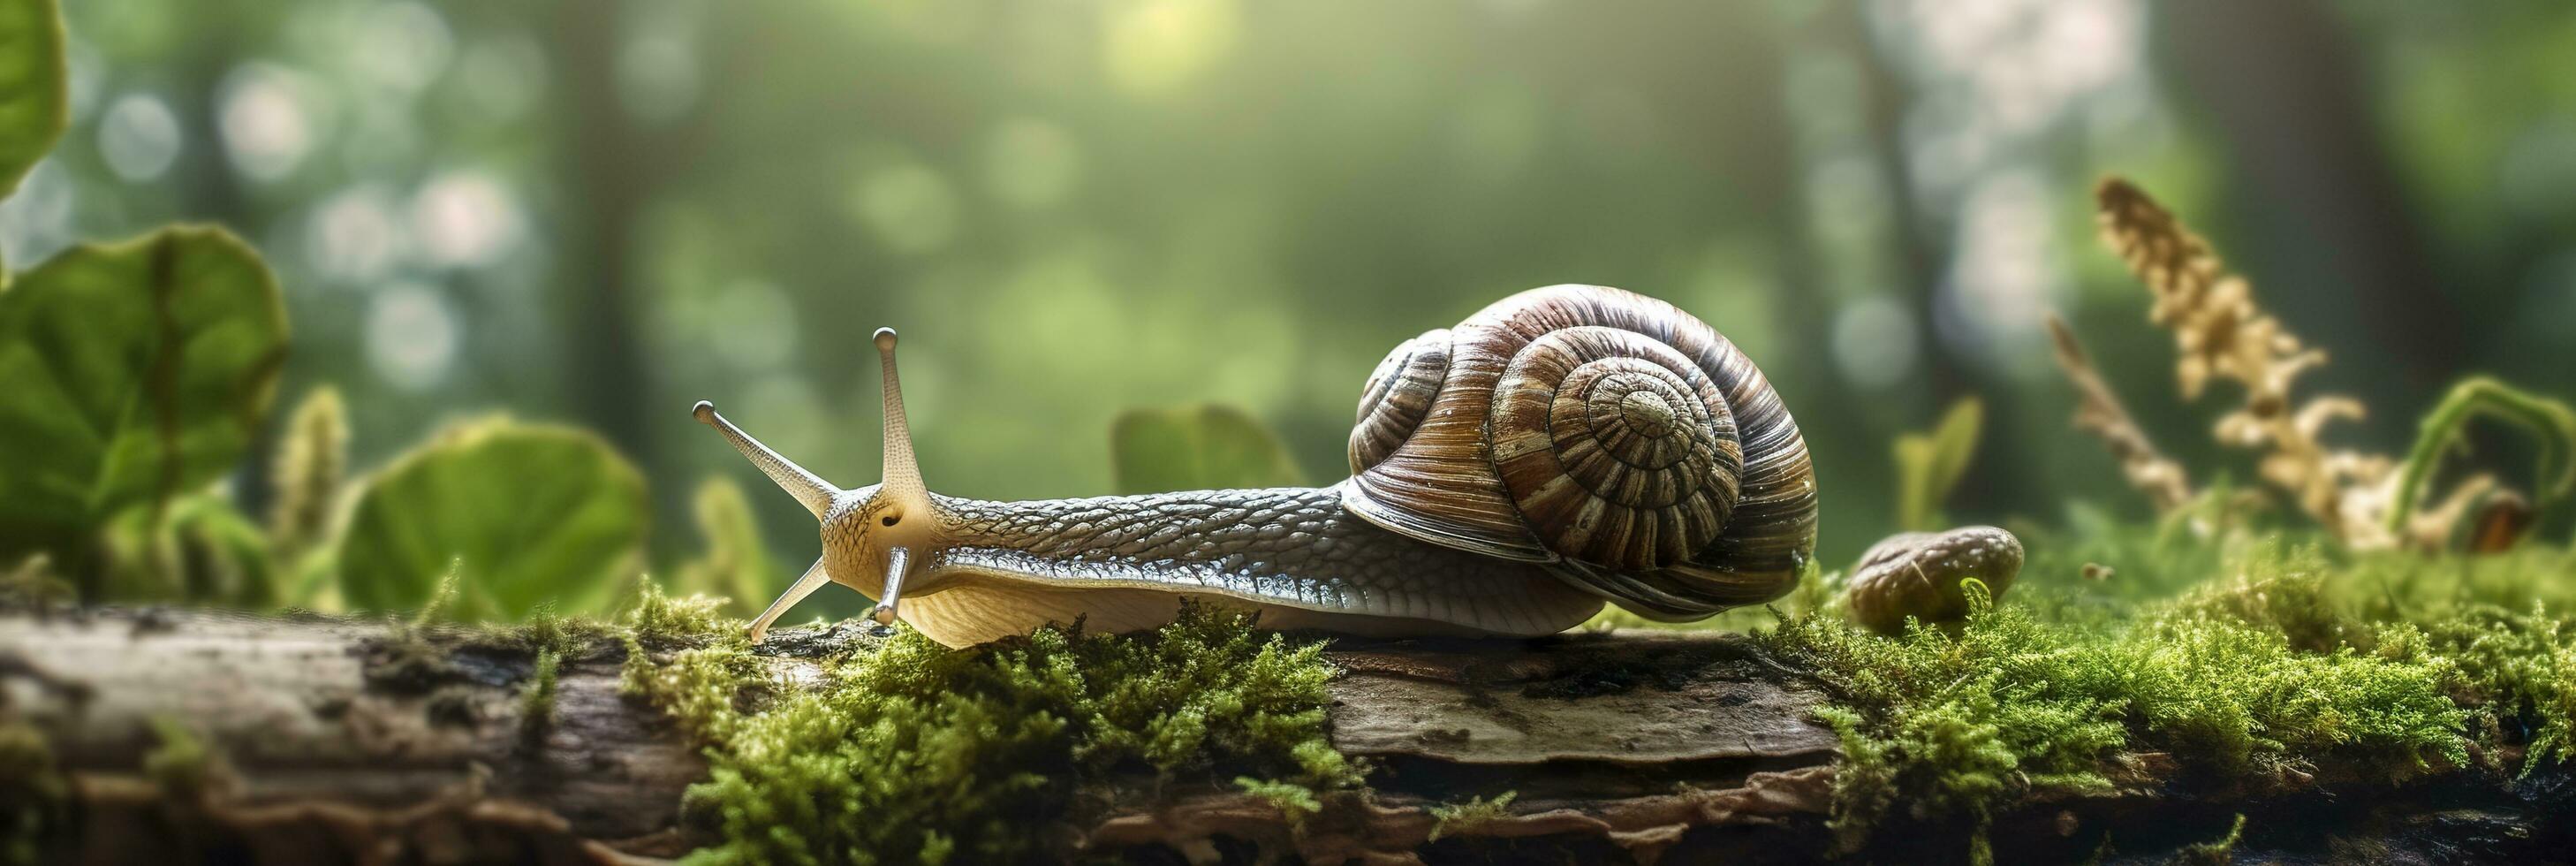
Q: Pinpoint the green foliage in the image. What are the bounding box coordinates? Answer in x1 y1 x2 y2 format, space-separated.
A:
0 228 287 581
0 0 63 206
2390 376 2576 535
640 603 1353 865
1109 404 1304 494
101 490 278 607
676 477 775 616
1893 398 1984 532
337 418 647 620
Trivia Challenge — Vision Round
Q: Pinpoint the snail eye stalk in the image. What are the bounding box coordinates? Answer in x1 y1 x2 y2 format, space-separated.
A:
873 327 927 502
692 401 840 520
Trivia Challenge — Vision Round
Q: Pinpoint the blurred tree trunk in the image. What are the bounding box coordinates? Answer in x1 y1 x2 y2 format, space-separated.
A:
1845 6 2049 525
2157 0 2463 401
550 0 661 469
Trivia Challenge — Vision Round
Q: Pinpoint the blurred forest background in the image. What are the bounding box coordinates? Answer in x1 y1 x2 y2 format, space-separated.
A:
7 0 2572 578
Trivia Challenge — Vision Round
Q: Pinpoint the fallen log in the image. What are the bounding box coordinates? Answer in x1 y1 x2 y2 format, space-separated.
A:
0 608 2566 864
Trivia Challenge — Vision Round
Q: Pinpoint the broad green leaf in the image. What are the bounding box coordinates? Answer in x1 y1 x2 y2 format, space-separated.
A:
1892 397 1984 532
676 475 776 614
0 0 65 202
337 419 648 621
0 228 288 563
1110 404 1305 494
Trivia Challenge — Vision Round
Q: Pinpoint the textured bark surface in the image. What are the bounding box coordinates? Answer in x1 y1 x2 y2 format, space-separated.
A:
3 609 2568 864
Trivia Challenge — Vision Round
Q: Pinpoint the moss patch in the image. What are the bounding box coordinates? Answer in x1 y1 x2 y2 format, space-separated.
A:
518 650 561 743
1761 540 2576 858
1428 791 1516 841
623 602 1354 865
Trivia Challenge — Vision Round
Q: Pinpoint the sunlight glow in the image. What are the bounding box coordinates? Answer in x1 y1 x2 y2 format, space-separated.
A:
98 93 182 181
218 64 321 182
1103 0 1239 96
411 171 525 269
367 282 461 390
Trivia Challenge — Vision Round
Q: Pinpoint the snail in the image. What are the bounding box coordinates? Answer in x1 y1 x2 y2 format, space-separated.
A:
695 285 2017 648
1844 526 2023 635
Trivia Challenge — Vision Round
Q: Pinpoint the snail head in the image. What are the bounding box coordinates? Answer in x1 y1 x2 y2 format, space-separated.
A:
692 327 938 642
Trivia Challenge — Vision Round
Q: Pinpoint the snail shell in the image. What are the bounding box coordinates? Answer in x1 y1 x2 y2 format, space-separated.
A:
1342 285 1819 620
1844 525 2024 634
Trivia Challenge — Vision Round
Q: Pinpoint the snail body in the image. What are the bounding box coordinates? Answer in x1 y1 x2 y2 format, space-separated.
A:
700 285 1963 649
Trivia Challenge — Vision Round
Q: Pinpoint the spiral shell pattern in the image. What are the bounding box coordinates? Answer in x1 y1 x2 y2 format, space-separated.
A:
1489 327 1741 571
1350 329 1451 474
1340 285 1818 619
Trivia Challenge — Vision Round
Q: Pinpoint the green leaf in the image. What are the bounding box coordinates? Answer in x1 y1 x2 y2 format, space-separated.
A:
2389 376 2576 536
337 419 648 621
676 475 776 614
1110 404 1305 494
0 0 66 203
0 228 288 565
1893 397 1984 532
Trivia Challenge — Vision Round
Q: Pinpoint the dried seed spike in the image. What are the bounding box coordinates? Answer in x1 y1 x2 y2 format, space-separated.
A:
269 386 348 558
2090 177 2413 548
2044 315 2193 513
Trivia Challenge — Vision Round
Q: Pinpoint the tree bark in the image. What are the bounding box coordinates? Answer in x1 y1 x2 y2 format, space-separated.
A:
1 609 2565 864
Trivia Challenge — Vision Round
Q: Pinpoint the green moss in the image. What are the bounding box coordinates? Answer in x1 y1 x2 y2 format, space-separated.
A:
1427 791 1516 840
505 601 614 657
628 581 734 646
2380 604 2576 774
1762 564 2468 855
622 633 764 742
637 602 1352 865
1233 777 1323 824
2173 814 2248 865
143 718 217 798
412 561 461 627
519 650 562 742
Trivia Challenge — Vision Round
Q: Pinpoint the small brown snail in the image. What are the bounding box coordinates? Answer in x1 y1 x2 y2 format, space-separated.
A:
1844 526 2024 635
696 285 2013 648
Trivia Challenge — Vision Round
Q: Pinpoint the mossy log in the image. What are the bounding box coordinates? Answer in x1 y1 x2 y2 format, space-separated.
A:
0 609 2565 864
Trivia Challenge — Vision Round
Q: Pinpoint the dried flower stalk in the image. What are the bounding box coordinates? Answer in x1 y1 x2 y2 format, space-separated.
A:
2092 179 2401 548
2044 315 2195 513
2080 179 2573 551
